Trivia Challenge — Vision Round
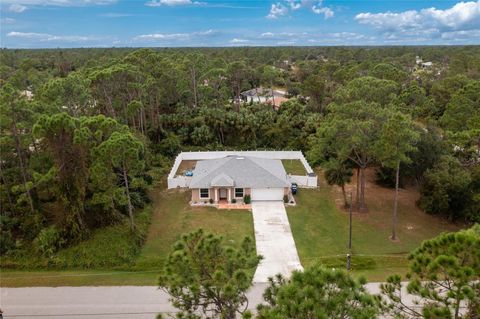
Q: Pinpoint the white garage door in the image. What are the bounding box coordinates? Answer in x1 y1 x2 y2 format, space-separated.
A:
251 188 284 201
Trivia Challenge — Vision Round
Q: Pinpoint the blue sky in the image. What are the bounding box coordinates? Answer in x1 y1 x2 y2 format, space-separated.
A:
1 0 480 48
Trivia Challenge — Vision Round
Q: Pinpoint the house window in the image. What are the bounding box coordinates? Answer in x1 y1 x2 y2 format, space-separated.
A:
235 188 244 198
200 188 209 198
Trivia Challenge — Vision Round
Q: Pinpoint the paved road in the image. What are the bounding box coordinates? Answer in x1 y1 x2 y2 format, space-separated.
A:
251 201 303 283
3 282 455 319
0 284 268 319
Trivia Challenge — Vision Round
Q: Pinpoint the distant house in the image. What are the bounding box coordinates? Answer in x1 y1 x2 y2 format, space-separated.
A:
240 87 289 109
189 155 290 203
415 56 433 69
20 90 33 100
421 61 433 68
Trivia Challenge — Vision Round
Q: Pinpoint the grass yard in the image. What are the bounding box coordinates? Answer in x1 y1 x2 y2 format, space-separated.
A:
287 169 461 282
134 188 254 270
282 159 307 175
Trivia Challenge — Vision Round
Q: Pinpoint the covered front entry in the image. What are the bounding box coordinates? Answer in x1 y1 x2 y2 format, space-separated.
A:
251 188 283 201
219 188 228 200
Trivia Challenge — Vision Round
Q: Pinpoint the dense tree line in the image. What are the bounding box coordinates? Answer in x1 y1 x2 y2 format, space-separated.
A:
1 46 479 255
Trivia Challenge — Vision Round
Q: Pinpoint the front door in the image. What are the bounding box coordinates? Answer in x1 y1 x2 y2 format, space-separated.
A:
219 188 227 199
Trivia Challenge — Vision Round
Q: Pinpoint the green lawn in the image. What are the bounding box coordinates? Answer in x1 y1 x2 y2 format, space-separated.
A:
287 180 461 281
0 270 159 287
282 160 307 175
134 188 254 270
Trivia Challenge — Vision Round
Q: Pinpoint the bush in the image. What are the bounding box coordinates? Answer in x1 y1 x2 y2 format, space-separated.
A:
283 195 289 203
0 229 15 255
375 166 401 188
209 198 214 204
244 194 251 204
34 226 64 257
418 155 472 221
1 207 153 270
231 198 237 204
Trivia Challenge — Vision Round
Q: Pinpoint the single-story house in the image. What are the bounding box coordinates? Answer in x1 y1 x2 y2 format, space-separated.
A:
189 155 290 203
240 87 288 108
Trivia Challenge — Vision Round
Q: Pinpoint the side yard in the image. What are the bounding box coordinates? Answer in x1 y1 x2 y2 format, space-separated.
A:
287 169 461 281
282 159 307 175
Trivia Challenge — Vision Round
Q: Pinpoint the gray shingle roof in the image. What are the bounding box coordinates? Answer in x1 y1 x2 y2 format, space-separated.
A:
189 156 289 189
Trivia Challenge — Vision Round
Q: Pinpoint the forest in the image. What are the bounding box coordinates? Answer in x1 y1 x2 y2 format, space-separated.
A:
1 46 479 261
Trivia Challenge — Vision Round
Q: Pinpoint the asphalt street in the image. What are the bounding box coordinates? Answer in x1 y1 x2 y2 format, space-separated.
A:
0 282 439 319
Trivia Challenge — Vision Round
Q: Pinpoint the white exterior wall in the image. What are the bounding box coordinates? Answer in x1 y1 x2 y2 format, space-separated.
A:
168 176 192 188
168 151 317 189
288 175 318 188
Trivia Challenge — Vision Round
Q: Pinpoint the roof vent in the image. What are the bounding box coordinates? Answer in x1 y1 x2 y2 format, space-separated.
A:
237 157 245 160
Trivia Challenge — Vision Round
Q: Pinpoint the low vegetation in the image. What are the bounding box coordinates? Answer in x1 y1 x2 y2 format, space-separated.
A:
1 207 152 270
1 187 254 286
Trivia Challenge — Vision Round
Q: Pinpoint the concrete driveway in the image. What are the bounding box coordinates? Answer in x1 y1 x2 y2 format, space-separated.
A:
251 201 303 283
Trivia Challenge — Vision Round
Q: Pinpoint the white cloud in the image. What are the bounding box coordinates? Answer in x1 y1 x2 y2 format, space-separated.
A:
441 29 480 39
2 0 115 12
145 0 203 6
266 0 334 19
266 3 288 19
9 4 27 12
355 0 480 34
252 30 376 45
229 38 249 43
134 29 216 41
135 33 189 40
286 0 319 10
261 32 275 37
312 4 333 18
7 31 97 42
286 0 302 10
1 17 16 23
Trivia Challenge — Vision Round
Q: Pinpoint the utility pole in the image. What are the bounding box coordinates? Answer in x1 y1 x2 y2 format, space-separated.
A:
348 192 352 250
347 192 352 271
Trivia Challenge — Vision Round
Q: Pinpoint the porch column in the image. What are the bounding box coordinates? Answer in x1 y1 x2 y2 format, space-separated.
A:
214 188 218 203
227 188 231 202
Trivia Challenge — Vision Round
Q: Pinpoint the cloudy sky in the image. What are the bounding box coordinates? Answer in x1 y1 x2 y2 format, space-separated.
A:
1 0 480 48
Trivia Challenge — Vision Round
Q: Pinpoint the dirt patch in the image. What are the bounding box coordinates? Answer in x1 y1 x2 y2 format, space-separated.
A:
321 167 461 235
175 160 197 176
